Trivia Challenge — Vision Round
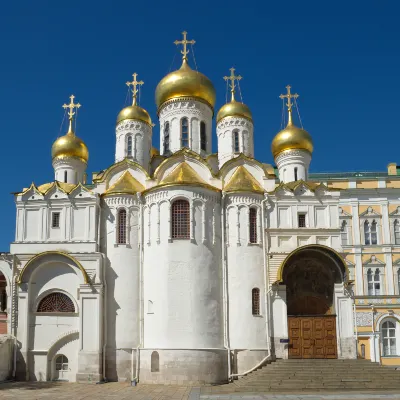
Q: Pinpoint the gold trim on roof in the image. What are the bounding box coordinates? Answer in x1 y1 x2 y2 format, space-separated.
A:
103 171 144 196
160 162 208 186
224 166 264 193
270 180 331 194
218 153 273 178
18 181 82 196
93 158 151 182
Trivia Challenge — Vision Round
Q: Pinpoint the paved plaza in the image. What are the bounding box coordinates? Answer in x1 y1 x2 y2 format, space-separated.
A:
0 382 399 400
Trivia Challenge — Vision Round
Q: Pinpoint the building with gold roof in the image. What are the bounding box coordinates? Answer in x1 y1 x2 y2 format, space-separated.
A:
1 31 400 387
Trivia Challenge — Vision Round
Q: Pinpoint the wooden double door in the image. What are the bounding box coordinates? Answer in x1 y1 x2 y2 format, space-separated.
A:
288 316 337 359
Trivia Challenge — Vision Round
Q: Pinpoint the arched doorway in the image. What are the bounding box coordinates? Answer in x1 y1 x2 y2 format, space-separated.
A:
0 272 7 334
280 245 348 359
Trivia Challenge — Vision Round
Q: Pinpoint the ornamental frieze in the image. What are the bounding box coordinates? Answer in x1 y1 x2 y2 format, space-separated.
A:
356 312 373 327
104 196 139 206
217 117 252 130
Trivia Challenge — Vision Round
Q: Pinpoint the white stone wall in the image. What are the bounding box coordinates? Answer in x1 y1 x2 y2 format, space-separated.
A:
158 99 213 155
0 335 13 381
52 158 87 184
217 117 254 168
275 149 311 183
115 120 152 170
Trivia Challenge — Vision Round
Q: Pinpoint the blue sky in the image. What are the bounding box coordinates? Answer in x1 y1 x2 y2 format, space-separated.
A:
0 1 399 249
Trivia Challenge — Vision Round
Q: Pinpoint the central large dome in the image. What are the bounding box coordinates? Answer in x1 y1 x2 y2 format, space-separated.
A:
155 60 216 110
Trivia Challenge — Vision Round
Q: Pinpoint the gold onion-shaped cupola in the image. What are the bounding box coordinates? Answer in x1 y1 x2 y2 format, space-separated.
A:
117 73 152 126
217 68 252 123
271 85 313 158
155 31 216 110
52 95 89 163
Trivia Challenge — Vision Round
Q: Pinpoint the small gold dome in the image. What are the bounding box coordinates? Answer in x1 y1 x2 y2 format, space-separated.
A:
155 60 216 110
116 105 152 126
52 131 89 163
271 122 313 158
217 100 252 123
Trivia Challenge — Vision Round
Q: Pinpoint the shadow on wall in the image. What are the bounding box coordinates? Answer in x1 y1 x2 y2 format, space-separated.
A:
0 335 16 381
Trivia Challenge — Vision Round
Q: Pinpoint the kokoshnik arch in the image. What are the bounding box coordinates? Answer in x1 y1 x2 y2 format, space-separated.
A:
1 31 400 384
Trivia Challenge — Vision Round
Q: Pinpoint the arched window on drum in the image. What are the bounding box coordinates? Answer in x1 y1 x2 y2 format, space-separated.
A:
252 288 260 316
117 209 127 244
171 199 190 239
249 207 258 244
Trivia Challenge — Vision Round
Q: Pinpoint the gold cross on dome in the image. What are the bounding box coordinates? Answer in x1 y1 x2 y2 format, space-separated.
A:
63 95 81 121
174 31 195 61
126 73 144 106
224 67 242 102
279 85 299 113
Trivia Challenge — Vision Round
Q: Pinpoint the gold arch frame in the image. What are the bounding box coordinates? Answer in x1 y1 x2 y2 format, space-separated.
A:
17 251 89 284
276 244 351 284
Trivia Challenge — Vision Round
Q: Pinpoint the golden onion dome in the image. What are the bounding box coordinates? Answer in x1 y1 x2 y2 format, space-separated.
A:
271 119 313 158
155 60 216 110
116 105 152 126
217 100 252 123
52 127 89 164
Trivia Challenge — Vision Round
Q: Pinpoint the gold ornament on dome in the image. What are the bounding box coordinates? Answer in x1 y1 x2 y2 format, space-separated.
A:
51 95 89 163
155 31 216 110
271 85 313 158
217 67 252 123
116 72 152 126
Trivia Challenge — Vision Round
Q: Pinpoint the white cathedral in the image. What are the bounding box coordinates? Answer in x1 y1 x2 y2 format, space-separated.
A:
1 31 400 384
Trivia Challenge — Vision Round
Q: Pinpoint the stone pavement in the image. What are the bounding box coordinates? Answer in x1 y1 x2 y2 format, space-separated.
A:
0 382 399 400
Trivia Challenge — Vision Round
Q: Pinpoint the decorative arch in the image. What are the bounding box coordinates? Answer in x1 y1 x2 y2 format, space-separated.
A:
375 313 400 330
33 288 79 313
276 244 350 284
47 330 79 360
17 251 89 284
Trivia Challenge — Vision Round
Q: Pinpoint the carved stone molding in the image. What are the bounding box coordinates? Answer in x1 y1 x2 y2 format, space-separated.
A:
116 120 151 133
217 117 253 130
104 196 139 207
356 312 373 327
275 149 310 163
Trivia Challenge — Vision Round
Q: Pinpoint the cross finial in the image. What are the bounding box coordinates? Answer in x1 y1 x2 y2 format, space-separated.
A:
279 85 299 125
62 95 81 134
224 67 242 102
126 72 144 106
174 31 195 62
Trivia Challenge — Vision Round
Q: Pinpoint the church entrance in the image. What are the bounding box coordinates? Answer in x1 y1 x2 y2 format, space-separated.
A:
282 246 347 359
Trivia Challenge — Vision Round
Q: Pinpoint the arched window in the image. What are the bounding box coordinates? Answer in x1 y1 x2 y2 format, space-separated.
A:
252 288 260 315
294 167 298 182
371 220 377 244
127 136 132 157
172 199 190 239
151 351 160 372
233 131 240 152
37 292 75 313
64 171 67 183
341 220 348 245
117 209 127 244
367 268 381 296
382 320 397 356
55 355 69 371
181 118 189 148
395 220 400 245
200 121 206 151
249 208 258 244
364 220 377 245
164 122 170 153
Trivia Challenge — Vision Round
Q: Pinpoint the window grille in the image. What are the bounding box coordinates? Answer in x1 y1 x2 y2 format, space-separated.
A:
52 213 60 228
364 220 378 245
172 200 190 239
37 293 75 313
252 288 260 315
395 220 400 245
117 209 127 244
127 136 132 157
249 208 257 243
341 220 348 245
181 118 189 148
298 213 306 228
55 355 69 371
382 320 397 356
367 268 381 296
164 122 170 153
200 121 206 151
233 131 239 152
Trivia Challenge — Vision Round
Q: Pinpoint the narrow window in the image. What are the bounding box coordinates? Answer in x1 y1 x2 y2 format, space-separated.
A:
382 321 397 356
64 171 67 183
37 292 75 313
164 122 170 153
200 121 206 151
398 270 400 295
364 221 371 245
172 199 190 239
341 220 348 245
367 268 381 296
233 131 240 152
181 118 189 148
52 212 60 228
127 136 132 157
360 344 366 359
55 355 69 371
395 220 400 245
151 351 160 372
249 208 257 244
294 167 298 182
117 209 127 244
252 288 260 315
371 220 378 244
298 213 306 228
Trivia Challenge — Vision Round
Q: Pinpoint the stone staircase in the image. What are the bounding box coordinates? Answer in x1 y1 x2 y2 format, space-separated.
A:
232 359 400 391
